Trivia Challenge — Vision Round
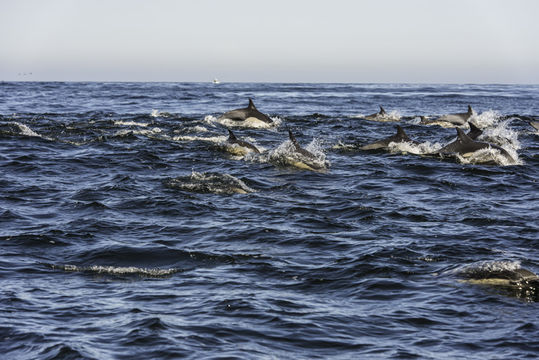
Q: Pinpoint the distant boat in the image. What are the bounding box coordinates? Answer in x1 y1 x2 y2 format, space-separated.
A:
213 78 221 84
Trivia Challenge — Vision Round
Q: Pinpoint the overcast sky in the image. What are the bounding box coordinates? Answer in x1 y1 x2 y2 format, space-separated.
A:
1 0 538 83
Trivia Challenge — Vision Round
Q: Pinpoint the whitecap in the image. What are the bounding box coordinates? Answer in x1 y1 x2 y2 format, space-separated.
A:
204 114 281 129
114 120 149 127
172 134 227 143
53 264 180 277
1 121 52 140
387 141 443 155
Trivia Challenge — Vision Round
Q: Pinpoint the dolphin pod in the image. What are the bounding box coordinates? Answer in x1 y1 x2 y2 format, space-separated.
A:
217 99 519 168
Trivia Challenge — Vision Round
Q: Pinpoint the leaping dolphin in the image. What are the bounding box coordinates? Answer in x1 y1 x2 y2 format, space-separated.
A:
360 126 419 151
226 129 260 154
286 130 325 171
218 98 273 124
422 105 474 126
434 128 514 163
364 106 387 121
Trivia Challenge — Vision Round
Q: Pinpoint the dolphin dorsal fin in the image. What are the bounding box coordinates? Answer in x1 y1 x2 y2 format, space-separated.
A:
228 129 237 140
379 106 386 115
248 98 256 109
288 130 301 149
467 105 473 115
396 125 406 137
468 122 480 132
456 128 473 143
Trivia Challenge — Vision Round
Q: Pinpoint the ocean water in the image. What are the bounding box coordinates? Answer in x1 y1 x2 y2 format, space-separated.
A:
1 82 538 359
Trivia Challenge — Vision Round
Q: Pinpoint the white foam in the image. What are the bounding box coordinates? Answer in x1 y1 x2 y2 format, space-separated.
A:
481 120 521 150
114 127 162 137
114 120 149 127
454 260 522 276
60 264 180 277
6 121 47 139
331 141 357 151
150 109 173 118
167 171 255 194
354 110 401 122
455 147 521 166
387 141 443 155
205 115 281 129
470 110 500 129
172 134 227 143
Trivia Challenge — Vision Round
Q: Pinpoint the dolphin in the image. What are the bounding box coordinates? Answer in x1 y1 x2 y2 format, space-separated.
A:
360 125 419 151
434 128 514 163
459 266 539 301
288 130 317 160
422 105 474 126
226 129 260 154
218 98 273 124
364 106 387 121
462 267 539 285
467 122 482 140
286 130 325 171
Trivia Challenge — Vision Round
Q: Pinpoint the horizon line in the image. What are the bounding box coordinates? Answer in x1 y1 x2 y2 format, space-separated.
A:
2 79 539 86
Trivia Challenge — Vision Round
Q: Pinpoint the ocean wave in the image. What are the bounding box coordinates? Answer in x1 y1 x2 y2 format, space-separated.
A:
0 121 52 140
48 264 181 277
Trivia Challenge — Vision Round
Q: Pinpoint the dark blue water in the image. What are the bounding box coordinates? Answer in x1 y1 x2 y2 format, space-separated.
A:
1 82 538 359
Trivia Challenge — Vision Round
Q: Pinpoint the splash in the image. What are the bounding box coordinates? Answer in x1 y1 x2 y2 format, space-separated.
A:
0 121 52 140
50 264 181 277
151 109 173 118
470 110 500 129
268 139 328 171
114 120 149 127
204 115 281 129
114 127 162 137
455 260 522 275
172 134 226 143
455 147 521 166
164 171 255 194
354 110 401 122
387 141 442 155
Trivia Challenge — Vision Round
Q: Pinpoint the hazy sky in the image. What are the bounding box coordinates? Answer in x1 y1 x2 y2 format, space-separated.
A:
1 0 538 83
